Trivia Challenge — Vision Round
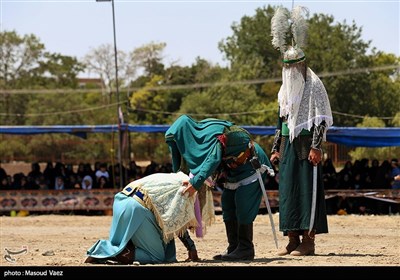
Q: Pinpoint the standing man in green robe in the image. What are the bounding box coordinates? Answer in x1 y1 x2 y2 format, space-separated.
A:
270 6 333 256
165 115 274 261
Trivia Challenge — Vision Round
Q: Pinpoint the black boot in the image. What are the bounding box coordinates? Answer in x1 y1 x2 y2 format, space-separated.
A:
213 220 238 260
178 230 199 261
221 223 254 261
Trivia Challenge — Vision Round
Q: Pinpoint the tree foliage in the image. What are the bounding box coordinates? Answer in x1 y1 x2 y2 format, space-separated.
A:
218 6 399 127
129 41 166 77
0 30 45 88
1 6 399 164
83 43 130 94
38 53 85 89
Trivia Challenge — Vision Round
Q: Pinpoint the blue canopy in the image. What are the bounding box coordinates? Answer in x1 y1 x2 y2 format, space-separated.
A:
325 127 400 147
0 125 399 147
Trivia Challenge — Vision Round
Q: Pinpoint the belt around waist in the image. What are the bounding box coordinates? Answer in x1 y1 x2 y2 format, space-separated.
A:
281 122 312 136
224 164 275 190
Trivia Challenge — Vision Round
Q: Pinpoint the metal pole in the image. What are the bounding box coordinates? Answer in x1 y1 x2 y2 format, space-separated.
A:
111 0 124 190
97 0 123 189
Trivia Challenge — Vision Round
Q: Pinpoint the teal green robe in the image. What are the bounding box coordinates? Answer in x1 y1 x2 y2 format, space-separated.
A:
86 193 176 264
165 114 273 224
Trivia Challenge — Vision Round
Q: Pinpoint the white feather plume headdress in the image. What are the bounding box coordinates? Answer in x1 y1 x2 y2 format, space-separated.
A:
271 6 290 53
271 5 310 62
291 6 309 49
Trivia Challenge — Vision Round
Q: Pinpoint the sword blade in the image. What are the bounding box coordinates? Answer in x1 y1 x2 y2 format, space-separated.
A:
308 165 318 235
255 169 279 249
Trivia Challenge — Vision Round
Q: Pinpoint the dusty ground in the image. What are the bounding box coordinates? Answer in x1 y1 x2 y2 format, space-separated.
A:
1 213 399 268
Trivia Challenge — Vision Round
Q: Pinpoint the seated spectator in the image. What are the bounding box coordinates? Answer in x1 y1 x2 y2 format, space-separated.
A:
0 163 7 181
95 163 110 185
322 158 338 189
43 162 55 188
54 176 65 190
11 173 27 190
37 175 49 190
0 176 11 190
390 159 400 190
97 176 111 189
82 175 94 190
374 160 392 189
337 161 354 189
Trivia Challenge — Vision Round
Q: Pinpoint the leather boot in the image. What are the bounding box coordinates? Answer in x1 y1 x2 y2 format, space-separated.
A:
290 230 315 256
221 223 254 261
213 220 238 260
115 240 135 264
277 231 300 256
178 230 199 261
186 250 199 262
84 240 135 265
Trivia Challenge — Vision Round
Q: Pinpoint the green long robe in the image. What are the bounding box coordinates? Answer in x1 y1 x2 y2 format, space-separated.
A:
277 118 328 234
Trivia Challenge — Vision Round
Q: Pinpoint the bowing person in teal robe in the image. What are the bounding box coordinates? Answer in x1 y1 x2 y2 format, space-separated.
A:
165 115 274 261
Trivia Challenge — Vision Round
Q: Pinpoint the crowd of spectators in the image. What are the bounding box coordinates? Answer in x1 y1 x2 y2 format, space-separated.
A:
321 158 400 215
0 160 173 191
0 157 399 215
1 157 399 191
322 158 400 190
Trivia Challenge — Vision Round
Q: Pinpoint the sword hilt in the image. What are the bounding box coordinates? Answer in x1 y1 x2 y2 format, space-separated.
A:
250 156 261 170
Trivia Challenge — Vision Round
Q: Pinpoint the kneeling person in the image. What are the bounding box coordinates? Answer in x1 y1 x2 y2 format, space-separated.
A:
85 172 214 264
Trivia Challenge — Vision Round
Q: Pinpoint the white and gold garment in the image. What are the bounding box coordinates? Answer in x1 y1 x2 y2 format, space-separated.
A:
124 172 215 243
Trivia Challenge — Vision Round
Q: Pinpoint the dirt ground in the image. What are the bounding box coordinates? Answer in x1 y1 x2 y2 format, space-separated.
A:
1 213 399 268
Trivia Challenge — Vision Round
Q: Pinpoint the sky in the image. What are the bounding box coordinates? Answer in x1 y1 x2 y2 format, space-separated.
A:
1 0 399 78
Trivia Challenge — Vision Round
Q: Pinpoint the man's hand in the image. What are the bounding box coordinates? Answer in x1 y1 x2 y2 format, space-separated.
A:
308 148 322 166
270 152 280 165
182 181 197 197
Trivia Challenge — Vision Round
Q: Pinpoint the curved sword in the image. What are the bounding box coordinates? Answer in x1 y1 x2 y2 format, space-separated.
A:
250 157 278 249
255 169 279 249
308 165 318 235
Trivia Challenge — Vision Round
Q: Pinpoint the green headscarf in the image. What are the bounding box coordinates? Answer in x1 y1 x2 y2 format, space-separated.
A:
165 114 233 176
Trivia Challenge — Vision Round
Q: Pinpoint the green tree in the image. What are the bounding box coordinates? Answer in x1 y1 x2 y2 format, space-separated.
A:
306 14 399 126
0 30 45 88
0 31 45 125
83 43 129 97
217 5 400 127
161 57 228 116
179 81 266 125
129 75 168 124
0 31 86 125
129 42 166 77
37 53 85 89
219 5 281 81
392 112 400 127
126 57 229 160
